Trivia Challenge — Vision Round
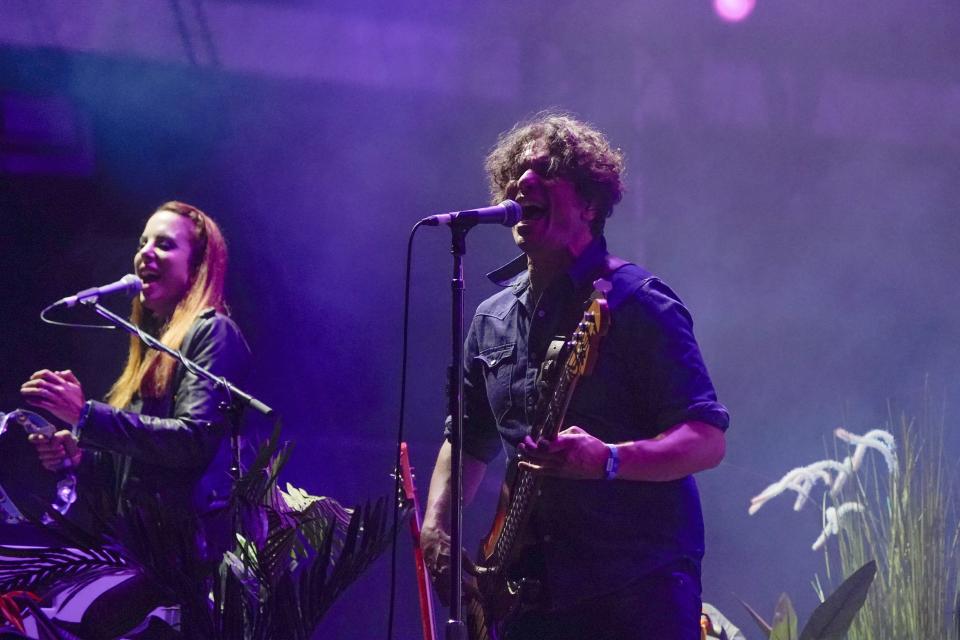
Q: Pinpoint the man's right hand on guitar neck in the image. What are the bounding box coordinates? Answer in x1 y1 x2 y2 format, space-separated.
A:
420 517 454 605
420 520 482 607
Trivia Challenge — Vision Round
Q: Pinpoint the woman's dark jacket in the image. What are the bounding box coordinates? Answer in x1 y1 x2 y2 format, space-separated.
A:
76 309 251 517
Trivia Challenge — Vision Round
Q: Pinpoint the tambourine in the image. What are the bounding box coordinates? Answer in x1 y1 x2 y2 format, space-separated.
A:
0 409 77 524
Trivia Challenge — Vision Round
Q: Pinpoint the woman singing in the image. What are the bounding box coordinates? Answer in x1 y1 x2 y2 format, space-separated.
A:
18 201 251 636
20 200 250 520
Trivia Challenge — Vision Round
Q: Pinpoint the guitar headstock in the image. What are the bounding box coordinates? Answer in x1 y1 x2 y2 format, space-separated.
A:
399 442 417 502
568 288 610 377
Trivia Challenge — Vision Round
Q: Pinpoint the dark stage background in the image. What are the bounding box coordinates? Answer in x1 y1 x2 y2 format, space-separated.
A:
2 1 959 637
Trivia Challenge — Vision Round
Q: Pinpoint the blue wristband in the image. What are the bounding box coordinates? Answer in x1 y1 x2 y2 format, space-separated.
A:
604 444 619 480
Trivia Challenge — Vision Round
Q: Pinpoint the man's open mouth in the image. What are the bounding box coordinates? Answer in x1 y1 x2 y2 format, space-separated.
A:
521 204 547 221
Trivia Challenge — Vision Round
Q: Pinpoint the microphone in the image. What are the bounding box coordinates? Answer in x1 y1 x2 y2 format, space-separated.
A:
421 200 522 227
56 274 143 308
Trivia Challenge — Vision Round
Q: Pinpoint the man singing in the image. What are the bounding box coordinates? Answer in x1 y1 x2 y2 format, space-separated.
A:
420 113 729 639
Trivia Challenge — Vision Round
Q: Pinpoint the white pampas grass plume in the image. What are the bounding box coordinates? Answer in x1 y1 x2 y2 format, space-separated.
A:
749 463 835 515
812 502 864 551
834 428 898 476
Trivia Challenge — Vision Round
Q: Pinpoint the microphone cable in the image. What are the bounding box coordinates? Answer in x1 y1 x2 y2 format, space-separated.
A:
39 300 118 329
387 218 428 640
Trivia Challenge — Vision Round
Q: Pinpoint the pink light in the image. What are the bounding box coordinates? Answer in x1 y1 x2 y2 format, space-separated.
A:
713 0 756 23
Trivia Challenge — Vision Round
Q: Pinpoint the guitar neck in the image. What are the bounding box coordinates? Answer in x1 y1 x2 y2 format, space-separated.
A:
534 366 579 441
399 443 438 640
492 371 581 567
409 508 438 640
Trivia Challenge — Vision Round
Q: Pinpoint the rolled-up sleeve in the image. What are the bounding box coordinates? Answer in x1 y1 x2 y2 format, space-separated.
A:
630 279 729 433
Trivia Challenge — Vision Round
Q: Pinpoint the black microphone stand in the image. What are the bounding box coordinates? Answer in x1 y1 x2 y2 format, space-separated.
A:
86 300 275 481
445 221 471 640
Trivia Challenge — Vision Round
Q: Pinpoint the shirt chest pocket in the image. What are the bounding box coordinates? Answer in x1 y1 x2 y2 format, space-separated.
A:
475 342 516 422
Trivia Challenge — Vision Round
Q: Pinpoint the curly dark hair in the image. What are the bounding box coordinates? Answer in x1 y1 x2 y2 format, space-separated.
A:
484 112 625 235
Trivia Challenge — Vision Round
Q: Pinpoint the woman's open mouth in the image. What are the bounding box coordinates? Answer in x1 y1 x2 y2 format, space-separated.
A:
138 270 161 288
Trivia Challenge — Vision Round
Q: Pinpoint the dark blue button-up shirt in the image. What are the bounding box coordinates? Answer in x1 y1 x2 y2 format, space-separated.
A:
447 237 729 606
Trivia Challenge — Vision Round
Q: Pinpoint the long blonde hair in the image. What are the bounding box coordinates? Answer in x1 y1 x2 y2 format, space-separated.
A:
106 201 229 408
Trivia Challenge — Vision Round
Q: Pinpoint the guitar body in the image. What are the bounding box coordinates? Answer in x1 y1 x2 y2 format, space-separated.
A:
467 465 542 640
466 291 610 640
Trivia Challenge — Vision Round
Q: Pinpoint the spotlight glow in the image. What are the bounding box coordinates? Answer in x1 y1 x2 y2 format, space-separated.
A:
713 0 756 23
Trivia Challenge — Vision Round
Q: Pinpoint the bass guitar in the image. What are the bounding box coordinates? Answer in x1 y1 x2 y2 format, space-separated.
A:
467 285 611 640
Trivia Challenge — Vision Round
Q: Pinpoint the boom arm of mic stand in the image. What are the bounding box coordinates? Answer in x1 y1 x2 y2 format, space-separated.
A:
86 302 277 480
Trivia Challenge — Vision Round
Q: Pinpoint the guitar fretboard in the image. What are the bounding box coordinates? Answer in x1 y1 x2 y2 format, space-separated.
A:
491 344 580 567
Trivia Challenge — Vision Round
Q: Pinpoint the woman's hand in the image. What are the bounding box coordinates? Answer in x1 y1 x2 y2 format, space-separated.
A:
27 429 82 471
20 369 86 426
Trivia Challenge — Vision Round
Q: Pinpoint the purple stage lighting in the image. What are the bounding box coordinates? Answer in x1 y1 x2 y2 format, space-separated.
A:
713 0 756 23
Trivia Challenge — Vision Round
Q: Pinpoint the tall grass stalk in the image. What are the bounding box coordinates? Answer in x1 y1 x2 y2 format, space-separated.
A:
823 395 958 640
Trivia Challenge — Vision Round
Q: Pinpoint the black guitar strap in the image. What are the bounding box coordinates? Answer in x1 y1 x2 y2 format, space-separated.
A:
534 253 629 416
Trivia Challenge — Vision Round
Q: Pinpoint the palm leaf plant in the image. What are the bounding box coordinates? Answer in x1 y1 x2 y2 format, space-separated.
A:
0 591 40 636
738 560 876 640
0 423 406 639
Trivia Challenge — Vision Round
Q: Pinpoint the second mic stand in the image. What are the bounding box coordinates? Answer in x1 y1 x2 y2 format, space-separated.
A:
86 301 275 481
445 222 470 640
